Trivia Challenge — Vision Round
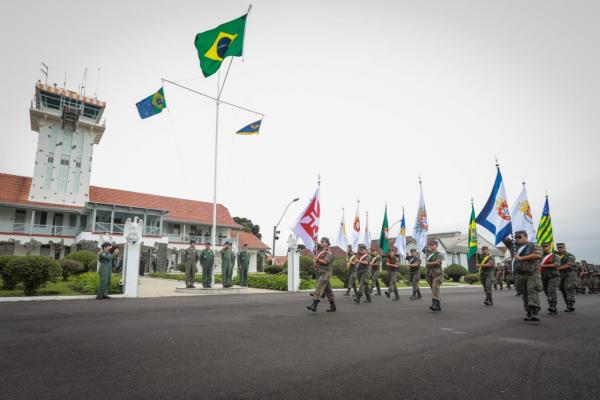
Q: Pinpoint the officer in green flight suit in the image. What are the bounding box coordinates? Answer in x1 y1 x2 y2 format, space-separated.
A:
237 243 251 287
97 242 115 300
200 242 215 288
220 241 235 288
182 240 199 288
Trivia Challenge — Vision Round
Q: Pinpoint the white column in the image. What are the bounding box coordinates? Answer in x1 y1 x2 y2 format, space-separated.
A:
30 210 36 235
287 235 300 292
123 217 143 297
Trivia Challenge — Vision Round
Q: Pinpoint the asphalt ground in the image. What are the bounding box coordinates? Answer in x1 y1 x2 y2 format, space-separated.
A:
1 286 599 400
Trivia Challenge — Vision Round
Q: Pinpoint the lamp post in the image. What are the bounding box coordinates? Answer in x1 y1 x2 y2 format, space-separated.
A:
272 197 299 264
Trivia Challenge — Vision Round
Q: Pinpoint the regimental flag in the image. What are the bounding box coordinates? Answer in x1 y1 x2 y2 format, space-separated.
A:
194 14 247 78
363 212 372 248
379 205 389 254
394 209 407 256
510 184 536 240
468 202 478 259
351 203 361 252
236 119 262 135
336 209 349 251
136 87 167 119
413 184 428 253
291 186 320 251
536 196 554 251
476 166 513 245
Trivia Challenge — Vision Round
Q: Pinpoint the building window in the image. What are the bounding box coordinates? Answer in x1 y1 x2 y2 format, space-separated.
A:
37 211 48 226
40 245 51 257
57 129 73 192
80 214 88 229
69 214 77 227
45 126 58 190
13 209 26 232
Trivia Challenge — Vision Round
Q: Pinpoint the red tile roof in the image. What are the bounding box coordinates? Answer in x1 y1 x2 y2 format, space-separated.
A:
0 173 241 228
236 231 270 250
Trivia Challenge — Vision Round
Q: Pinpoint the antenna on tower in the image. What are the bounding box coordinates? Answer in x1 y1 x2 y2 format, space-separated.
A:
40 62 49 86
80 67 88 97
94 67 101 99
63 72 67 89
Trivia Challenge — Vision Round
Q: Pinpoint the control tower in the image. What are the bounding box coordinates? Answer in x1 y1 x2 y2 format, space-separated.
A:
28 82 106 206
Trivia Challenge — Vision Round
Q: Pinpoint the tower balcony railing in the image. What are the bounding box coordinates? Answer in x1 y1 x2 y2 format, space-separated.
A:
0 222 79 237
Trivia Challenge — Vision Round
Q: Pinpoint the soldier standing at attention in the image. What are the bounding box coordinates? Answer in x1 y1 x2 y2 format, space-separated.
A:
384 248 400 301
540 242 560 315
353 244 372 303
344 249 358 296
199 242 215 288
182 240 199 289
513 231 542 322
97 242 115 300
220 241 235 288
237 243 250 287
307 237 336 312
557 243 577 312
407 249 422 300
369 248 382 296
477 246 495 306
425 240 444 312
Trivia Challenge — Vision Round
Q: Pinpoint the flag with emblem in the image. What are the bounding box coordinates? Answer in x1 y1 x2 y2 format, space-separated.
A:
413 184 429 252
336 209 349 250
351 202 361 252
379 205 389 254
476 166 513 245
236 119 262 135
468 202 478 258
536 196 554 251
394 209 407 256
363 212 372 248
291 186 320 251
511 184 536 240
136 87 167 119
194 14 247 78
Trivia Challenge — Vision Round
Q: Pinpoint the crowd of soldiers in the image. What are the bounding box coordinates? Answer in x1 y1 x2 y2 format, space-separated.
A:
306 232 598 322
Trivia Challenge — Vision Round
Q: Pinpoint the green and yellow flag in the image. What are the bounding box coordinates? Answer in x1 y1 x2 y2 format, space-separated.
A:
379 205 389 254
536 196 554 251
194 14 247 78
468 202 478 258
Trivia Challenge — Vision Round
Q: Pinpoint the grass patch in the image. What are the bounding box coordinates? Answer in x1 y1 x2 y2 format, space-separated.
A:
0 276 81 297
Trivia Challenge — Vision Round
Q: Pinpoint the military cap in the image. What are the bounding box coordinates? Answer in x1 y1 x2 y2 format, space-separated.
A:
481 246 489 250
101 241 112 249
320 237 330 245
410 248 417 252
428 239 438 246
514 230 528 237
556 242 565 247
358 243 367 250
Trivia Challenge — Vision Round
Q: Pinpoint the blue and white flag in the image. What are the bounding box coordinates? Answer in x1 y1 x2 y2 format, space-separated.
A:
413 185 428 253
476 167 513 245
394 209 407 257
363 211 372 248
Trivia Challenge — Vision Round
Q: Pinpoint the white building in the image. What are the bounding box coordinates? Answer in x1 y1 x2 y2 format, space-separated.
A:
0 82 269 272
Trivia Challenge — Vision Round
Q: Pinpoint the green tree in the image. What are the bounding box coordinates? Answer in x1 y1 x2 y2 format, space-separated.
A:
233 217 262 239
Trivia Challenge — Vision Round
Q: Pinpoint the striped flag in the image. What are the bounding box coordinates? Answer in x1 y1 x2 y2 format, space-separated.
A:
468 202 478 258
536 196 554 251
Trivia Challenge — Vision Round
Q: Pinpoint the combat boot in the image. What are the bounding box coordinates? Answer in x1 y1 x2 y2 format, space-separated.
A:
489 296 493 305
548 302 558 315
524 311 532 321
307 299 319 312
385 289 390 298
375 286 382 296
530 308 540 322
353 294 361 303
483 295 490 306
409 291 416 301
326 301 336 312
493 284 497 290
393 289 400 301
365 293 372 303
564 306 575 312
429 300 436 311
434 299 441 311
353 287 358 296
344 288 351 296
416 291 422 299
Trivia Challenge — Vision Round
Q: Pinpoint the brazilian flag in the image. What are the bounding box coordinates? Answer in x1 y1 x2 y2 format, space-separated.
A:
468 202 478 258
136 88 167 119
194 14 247 78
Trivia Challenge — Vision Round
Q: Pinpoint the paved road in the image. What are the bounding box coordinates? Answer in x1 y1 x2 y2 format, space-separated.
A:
1 287 599 400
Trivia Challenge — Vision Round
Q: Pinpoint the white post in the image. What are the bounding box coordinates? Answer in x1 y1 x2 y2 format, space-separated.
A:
123 217 143 297
287 234 300 292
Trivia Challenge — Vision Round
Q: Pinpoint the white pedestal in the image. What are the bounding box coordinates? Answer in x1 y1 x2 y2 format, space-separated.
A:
122 217 144 298
287 235 300 292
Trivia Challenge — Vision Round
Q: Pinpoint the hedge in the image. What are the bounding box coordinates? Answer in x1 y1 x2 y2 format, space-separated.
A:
0 255 21 289
65 250 98 272
59 259 85 281
445 264 468 282
463 273 481 285
264 265 284 274
72 272 122 295
4 256 62 296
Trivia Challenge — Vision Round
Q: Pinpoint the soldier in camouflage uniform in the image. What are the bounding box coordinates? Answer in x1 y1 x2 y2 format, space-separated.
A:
513 231 542 322
384 248 400 301
182 240 199 288
557 243 576 312
344 249 358 296
369 248 382 296
407 249 422 300
540 242 561 315
307 237 336 312
425 240 444 312
495 260 504 290
353 244 372 303
477 246 495 306
502 258 514 290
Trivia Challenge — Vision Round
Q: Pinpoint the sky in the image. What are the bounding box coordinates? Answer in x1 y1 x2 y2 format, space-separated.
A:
1 0 599 261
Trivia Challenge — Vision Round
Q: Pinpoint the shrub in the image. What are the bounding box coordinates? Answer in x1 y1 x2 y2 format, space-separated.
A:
264 265 284 274
66 251 97 272
299 256 315 279
246 273 287 290
59 259 85 281
331 257 349 282
176 263 186 273
420 266 427 279
299 278 314 290
0 255 20 289
397 264 409 278
73 272 122 295
4 256 61 296
445 264 468 282
464 273 481 285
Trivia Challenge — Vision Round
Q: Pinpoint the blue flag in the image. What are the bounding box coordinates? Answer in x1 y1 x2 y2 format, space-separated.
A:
136 88 166 119
476 167 513 245
236 119 262 135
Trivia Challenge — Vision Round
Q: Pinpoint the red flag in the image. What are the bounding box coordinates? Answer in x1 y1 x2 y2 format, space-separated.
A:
292 187 320 251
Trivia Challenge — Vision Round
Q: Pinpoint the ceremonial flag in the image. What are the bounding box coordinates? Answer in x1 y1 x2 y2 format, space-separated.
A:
336 209 349 250
379 206 389 254
476 167 513 245
236 119 262 135
291 186 320 251
194 14 247 78
413 184 428 253
136 87 167 119
364 212 372 248
511 184 536 240
536 196 554 251
351 203 361 252
394 209 407 256
467 202 478 258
